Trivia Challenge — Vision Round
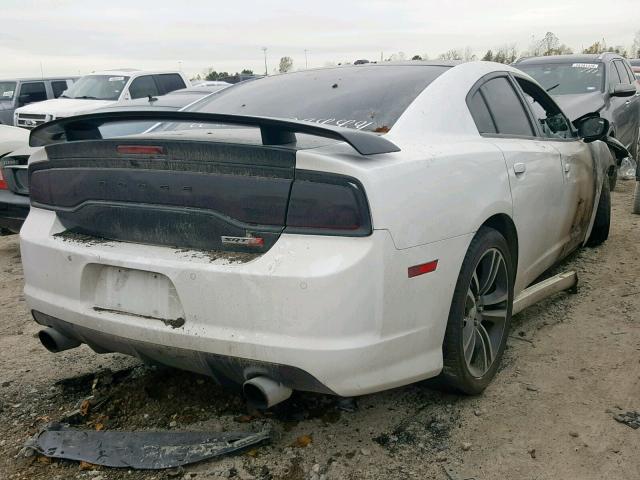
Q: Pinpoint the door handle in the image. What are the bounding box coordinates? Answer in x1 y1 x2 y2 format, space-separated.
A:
513 163 526 174
564 163 571 173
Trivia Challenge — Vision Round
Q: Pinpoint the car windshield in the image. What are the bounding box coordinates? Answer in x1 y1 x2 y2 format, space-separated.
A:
62 75 129 101
0 81 17 101
518 62 604 95
186 65 450 132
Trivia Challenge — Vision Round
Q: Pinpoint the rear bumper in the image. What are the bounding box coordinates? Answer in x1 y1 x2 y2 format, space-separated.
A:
21 207 472 396
0 189 29 232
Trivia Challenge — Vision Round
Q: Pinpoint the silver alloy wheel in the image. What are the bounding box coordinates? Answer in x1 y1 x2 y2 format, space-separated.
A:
461 248 509 378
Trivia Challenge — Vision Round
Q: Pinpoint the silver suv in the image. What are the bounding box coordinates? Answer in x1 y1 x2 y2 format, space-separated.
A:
0 77 77 126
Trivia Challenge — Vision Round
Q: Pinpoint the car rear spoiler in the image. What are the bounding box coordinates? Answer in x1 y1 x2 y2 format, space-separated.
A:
28 111 401 156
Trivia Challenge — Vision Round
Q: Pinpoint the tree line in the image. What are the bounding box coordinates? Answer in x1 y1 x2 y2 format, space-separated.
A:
197 30 640 80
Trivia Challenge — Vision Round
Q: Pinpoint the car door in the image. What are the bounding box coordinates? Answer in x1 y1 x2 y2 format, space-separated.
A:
513 75 596 256
17 81 47 107
127 75 160 100
468 74 566 290
608 60 633 150
620 61 640 156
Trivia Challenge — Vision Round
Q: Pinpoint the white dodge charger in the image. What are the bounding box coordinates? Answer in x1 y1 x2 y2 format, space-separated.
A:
20 61 613 406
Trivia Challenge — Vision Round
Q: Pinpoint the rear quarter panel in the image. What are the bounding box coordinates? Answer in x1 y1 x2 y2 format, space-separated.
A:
298 139 511 249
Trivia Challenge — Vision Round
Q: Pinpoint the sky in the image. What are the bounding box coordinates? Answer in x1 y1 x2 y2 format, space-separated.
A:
2 0 639 79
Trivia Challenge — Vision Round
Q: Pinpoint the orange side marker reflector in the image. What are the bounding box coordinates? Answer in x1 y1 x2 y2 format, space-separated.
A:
408 260 438 278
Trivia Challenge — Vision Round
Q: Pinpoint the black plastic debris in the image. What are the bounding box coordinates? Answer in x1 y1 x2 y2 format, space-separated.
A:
25 423 270 469
613 411 640 429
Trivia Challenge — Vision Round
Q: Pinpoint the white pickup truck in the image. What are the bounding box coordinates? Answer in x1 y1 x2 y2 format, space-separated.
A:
14 69 190 129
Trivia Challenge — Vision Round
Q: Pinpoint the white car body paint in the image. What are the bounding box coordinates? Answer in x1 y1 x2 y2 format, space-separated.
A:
13 70 190 126
0 124 29 156
20 62 611 396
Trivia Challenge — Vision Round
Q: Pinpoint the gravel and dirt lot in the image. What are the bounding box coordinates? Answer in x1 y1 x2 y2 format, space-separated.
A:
1 181 638 480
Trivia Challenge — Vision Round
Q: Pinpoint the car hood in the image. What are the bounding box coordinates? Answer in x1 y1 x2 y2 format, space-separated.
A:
15 98 116 117
553 92 605 121
0 125 29 156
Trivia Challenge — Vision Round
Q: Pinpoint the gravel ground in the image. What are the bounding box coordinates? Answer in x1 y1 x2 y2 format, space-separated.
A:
0 181 638 480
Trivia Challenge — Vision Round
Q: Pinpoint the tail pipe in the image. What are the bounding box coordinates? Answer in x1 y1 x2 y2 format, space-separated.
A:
38 327 81 353
243 376 292 409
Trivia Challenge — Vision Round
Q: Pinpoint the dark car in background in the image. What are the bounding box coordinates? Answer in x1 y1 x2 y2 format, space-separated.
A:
0 77 78 125
515 54 639 189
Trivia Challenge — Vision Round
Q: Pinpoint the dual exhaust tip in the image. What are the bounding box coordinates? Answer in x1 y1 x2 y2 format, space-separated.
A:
38 327 293 409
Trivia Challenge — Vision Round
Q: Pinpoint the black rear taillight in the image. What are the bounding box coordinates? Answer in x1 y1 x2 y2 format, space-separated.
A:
285 171 372 236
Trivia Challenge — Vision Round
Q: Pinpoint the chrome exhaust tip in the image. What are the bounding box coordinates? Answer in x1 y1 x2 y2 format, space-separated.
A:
243 376 292 409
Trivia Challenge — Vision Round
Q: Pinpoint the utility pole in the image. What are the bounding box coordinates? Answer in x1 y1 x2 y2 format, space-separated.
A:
304 49 308 69
178 60 182 71
261 47 268 76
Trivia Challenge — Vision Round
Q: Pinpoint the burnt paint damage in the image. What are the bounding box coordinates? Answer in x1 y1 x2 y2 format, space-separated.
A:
31 140 296 254
54 230 261 264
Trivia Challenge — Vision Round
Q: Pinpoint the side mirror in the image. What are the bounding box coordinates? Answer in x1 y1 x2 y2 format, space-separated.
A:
611 83 637 97
576 116 609 143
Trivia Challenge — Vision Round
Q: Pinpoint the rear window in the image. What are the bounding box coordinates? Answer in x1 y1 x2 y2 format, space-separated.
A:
189 65 450 132
0 81 16 101
518 62 604 95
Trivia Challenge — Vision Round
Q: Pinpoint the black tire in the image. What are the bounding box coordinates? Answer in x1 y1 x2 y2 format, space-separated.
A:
586 180 610 246
439 227 514 395
608 165 618 192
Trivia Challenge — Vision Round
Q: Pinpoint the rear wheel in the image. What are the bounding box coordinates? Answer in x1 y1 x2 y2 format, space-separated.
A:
587 180 610 246
440 227 514 394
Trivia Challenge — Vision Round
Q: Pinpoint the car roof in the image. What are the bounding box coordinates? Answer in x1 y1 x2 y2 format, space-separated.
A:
88 70 184 77
0 77 79 82
515 53 624 65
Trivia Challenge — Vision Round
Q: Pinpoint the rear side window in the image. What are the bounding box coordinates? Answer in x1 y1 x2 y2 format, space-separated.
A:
613 61 631 84
480 77 534 137
609 62 623 87
468 90 496 134
51 80 68 98
19 82 47 103
129 75 159 99
155 74 186 94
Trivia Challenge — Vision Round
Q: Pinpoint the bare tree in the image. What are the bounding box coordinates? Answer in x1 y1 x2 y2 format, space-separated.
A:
633 30 640 57
388 52 407 62
278 56 294 73
540 31 559 55
463 46 476 61
492 44 519 64
438 49 462 60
